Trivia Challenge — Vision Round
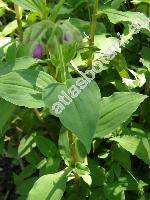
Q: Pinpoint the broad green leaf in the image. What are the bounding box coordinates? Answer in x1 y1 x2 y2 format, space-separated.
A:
95 92 147 138
88 159 106 187
35 134 59 158
131 0 150 4
16 177 38 198
104 183 125 200
11 0 46 16
111 135 150 165
35 134 60 174
0 41 39 75
6 42 16 64
0 98 15 136
112 163 121 178
140 47 150 70
0 69 55 108
25 149 41 166
0 20 26 37
70 18 106 35
27 168 71 200
99 9 150 31
113 145 131 170
18 133 36 158
94 34 120 54
0 20 17 37
0 57 39 76
0 0 10 11
39 156 60 175
90 188 106 200
75 162 90 176
0 37 11 48
111 0 125 9
14 57 39 70
43 78 101 152
118 172 147 190
75 162 92 185
14 165 36 188
19 165 36 180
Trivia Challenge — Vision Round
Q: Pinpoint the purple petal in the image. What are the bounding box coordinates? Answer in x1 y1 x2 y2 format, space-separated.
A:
63 31 73 42
33 44 43 58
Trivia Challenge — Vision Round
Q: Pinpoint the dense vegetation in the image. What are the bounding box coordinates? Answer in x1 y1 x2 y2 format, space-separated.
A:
0 0 150 199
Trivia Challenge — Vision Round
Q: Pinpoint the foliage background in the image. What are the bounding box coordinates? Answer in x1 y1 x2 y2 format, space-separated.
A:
0 0 150 200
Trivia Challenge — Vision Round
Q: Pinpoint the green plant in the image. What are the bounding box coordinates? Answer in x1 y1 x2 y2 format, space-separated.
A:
0 0 150 199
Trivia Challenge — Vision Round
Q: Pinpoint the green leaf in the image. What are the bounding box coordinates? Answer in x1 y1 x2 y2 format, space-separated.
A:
70 18 106 35
75 162 92 185
39 156 60 175
0 69 55 108
111 135 150 165
0 56 39 76
88 159 106 186
0 20 19 37
140 47 150 70
43 78 101 152
0 98 15 136
18 133 36 158
99 9 150 31
113 145 131 170
113 163 121 178
104 183 125 200
11 0 46 15
118 172 146 191
27 168 71 200
95 92 147 138
16 177 38 198
131 0 150 4
90 188 106 200
111 0 125 9
35 133 59 158
75 162 90 176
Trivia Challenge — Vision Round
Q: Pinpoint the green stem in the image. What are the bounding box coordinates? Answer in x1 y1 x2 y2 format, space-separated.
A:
14 4 23 42
57 42 66 82
88 0 99 68
68 131 80 186
42 0 48 20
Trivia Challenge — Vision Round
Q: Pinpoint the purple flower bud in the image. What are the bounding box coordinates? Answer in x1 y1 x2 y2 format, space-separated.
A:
33 44 43 58
63 31 73 42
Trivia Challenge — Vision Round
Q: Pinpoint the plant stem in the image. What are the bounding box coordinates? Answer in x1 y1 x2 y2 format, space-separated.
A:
88 0 99 68
14 4 23 42
57 41 66 82
68 131 77 166
68 131 80 186
33 108 43 123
